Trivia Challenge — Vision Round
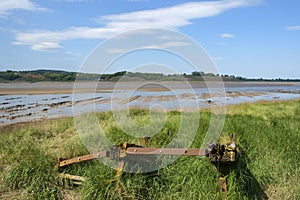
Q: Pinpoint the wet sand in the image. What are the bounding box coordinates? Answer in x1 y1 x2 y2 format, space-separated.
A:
1 81 300 127
0 81 298 95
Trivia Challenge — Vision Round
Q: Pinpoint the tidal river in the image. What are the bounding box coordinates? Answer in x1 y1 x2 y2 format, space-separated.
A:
0 81 300 126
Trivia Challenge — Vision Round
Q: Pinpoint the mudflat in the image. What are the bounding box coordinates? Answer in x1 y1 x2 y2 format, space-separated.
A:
0 81 297 95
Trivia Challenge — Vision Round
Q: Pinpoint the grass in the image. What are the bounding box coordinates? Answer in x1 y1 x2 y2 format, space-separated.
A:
0 99 299 199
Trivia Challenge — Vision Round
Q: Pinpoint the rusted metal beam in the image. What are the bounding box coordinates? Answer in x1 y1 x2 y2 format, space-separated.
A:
126 147 208 156
57 135 237 189
58 147 208 168
58 151 107 167
219 176 227 200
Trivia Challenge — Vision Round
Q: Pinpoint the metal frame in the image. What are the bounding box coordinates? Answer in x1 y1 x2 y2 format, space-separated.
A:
56 134 237 198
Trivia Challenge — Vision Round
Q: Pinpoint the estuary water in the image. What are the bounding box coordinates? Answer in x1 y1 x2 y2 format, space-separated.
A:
1 82 299 126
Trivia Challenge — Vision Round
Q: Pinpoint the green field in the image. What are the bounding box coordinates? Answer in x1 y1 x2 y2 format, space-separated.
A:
0 100 299 199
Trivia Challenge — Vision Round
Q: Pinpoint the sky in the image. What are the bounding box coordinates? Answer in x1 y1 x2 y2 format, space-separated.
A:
0 0 299 79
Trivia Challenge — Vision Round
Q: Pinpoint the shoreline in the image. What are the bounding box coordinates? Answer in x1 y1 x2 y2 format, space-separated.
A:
1 98 299 129
0 81 299 95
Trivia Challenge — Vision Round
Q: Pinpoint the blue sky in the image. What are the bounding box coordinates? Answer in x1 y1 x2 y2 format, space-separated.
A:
0 0 299 79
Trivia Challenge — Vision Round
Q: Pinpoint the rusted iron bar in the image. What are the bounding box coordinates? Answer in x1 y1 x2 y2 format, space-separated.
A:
57 133 237 197
219 176 227 200
58 151 107 167
58 147 208 168
126 147 208 156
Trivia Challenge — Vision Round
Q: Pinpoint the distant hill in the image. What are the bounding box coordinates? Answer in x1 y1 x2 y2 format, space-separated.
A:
0 69 299 82
24 69 70 74
0 70 77 82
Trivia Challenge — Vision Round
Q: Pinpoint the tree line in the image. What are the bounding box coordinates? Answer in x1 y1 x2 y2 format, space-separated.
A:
0 70 299 82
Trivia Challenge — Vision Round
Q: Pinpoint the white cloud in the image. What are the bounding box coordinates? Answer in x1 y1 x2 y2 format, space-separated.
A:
219 33 235 38
0 0 48 17
13 0 263 52
31 42 63 52
13 27 124 51
99 0 260 29
286 25 300 31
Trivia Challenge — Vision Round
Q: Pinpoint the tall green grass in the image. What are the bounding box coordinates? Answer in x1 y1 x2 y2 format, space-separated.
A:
0 100 299 199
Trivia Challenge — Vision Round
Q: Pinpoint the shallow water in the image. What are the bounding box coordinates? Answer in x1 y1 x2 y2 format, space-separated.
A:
1 82 300 126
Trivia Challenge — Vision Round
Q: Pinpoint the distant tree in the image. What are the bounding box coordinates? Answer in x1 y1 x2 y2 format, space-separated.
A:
114 71 127 77
44 73 64 81
206 73 215 76
0 70 20 80
192 71 201 76
62 74 76 81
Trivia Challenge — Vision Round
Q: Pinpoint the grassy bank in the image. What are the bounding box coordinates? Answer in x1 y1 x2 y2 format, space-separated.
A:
0 100 299 199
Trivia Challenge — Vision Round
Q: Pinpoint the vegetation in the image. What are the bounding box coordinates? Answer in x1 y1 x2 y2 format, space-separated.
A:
0 100 300 199
0 70 20 81
0 70 76 82
1 69 300 82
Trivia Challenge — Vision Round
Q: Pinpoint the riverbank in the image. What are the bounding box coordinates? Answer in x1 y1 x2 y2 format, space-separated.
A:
1 81 300 126
0 99 299 199
0 81 298 95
